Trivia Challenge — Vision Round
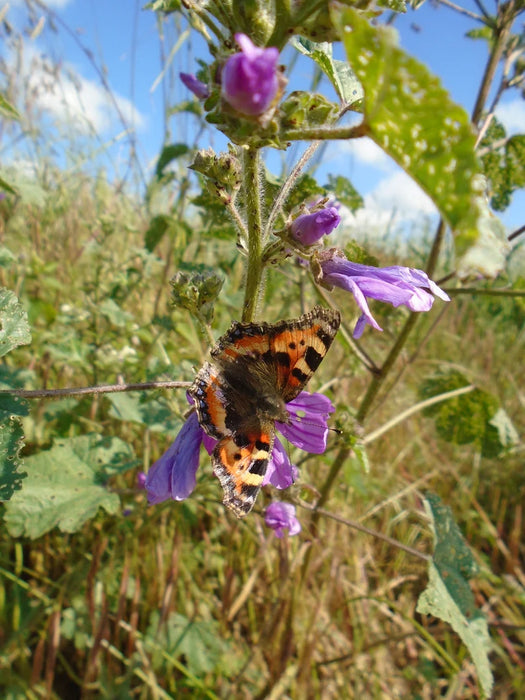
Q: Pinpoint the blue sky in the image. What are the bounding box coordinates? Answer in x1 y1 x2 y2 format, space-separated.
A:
2 0 524 234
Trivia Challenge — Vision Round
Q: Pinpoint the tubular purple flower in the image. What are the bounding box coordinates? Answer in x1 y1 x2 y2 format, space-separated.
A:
145 411 204 504
145 391 335 509
290 207 341 246
316 249 450 338
265 502 302 538
180 72 209 100
221 33 279 116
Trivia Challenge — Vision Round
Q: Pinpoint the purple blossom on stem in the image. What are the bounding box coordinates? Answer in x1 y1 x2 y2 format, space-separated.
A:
315 249 450 338
265 502 301 538
145 391 334 507
221 33 279 116
180 72 210 100
290 207 341 246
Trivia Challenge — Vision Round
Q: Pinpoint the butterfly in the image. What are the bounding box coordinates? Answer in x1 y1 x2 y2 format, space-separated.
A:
189 306 340 517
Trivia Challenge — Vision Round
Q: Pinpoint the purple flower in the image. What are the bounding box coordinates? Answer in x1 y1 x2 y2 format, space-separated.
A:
315 249 450 338
145 391 334 507
136 471 147 489
221 33 279 116
290 207 341 246
180 72 209 100
265 502 301 538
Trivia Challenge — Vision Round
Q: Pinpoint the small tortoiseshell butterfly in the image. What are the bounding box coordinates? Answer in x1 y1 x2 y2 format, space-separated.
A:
189 306 340 517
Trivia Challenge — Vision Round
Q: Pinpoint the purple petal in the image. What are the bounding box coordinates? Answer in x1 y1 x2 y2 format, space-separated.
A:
145 412 203 504
324 272 383 336
180 72 209 100
221 34 279 116
263 437 298 489
277 391 335 454
265 502 302 538
290 207 341 246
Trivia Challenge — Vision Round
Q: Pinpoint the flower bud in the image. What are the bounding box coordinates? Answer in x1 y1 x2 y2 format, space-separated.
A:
221 33 279 116
180 72 209 100
290 206 341 246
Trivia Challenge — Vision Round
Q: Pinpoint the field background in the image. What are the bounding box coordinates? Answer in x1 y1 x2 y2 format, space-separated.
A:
0 1 524 698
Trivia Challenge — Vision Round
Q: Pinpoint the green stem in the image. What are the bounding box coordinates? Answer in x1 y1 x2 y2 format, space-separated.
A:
283 123 366 142
241 147 265 322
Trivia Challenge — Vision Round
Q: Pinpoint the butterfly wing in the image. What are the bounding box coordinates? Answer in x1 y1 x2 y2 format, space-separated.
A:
269 306 340 402
212 421 275 517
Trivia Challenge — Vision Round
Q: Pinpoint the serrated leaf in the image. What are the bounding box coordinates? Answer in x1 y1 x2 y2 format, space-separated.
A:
293 38 364 105
326 174 364 212
4 435 136 538
417 494 493 697
0 416 27 501
333 8 481 253
419 370 504 456
0 288 31 357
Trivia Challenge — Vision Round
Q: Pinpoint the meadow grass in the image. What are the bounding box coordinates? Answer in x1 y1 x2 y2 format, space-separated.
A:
0 169 523 699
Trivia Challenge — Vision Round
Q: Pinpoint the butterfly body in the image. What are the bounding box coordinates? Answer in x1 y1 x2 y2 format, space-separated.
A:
189 306 340 517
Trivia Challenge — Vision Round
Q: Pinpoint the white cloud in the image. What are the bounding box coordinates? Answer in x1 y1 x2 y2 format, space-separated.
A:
339 170 438 248
16 44 145 135
337 137 393 171
368 171 436 215
495 99 525 135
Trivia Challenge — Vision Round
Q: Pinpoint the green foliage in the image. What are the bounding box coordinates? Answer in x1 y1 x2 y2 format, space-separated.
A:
146 611 234 677
480 119 525 211
108 392 183 434
0 289 32 358
417 494 493 697
0 414 26 501
293 38 364 106
4 435 137 538
419 369 518 457
334 7 481 255
280 91 340 130
155 143 191 178
325 174 364 212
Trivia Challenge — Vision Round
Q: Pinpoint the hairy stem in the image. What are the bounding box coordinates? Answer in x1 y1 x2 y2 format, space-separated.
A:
242 147 265 322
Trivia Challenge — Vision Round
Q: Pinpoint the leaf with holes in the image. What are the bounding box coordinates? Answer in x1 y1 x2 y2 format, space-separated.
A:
0 289 32 357
417 494 493 697
4 435 137 538
333 7 483 255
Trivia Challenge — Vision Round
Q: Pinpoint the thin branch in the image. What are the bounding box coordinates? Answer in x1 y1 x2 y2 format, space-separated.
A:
508 223 525 242
0 381 192 400
435 0 485 22
299 502 431 562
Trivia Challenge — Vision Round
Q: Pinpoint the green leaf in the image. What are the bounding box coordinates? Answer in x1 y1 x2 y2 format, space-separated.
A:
144 214 172 252
293 38 364 106
456 176 509 278
419 369 512 457
0 175 18 196
417 494 493 698
146 611 229 675
0 247 16 268
280 90 340 130
155 143 190 178
333 8 482 253
0 289 31 357
326 174 364 212
0 416 27 501
0 94 21 121
4 435 137 538
107 393 182 433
